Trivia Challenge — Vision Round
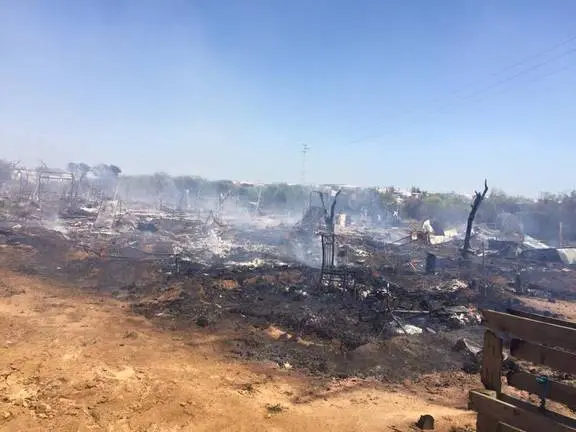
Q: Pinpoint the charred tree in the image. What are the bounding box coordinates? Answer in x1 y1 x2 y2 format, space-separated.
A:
318 188 342 235
317 189 343 285
462 179 489 257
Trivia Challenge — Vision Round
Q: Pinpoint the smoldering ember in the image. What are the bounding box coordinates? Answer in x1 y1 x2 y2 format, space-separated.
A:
1 159 576 430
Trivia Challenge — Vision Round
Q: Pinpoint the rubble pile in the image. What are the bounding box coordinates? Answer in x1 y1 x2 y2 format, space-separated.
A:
1 179 576 382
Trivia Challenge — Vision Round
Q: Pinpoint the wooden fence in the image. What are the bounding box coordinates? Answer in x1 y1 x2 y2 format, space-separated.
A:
469 309 576 431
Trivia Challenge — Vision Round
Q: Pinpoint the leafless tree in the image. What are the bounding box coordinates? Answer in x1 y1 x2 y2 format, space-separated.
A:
217 190 233 214
318 188 342 235
462 179 489 257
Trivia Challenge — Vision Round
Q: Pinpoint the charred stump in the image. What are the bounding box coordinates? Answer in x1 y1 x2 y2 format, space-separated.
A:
462 179 488 258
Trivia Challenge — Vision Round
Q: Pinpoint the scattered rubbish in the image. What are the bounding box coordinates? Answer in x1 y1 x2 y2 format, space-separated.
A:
137 222 158 233
453 338 481 357
436 279 468 293
392 323 423 335
2 160 576 389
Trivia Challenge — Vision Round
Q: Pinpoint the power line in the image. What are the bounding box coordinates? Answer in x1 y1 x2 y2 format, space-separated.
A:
477 59 576 102
456 46 576 103
522 60 576 86
342 33 576 146
421 33 576 107
495 33 576 74
421 45 576 115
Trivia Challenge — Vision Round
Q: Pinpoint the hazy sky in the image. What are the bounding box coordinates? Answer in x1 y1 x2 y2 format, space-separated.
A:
1 0 576 196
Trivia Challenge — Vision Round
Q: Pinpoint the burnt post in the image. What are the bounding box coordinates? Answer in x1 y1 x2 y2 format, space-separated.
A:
462 179 488 258
425 253 436 274
514 271 524 295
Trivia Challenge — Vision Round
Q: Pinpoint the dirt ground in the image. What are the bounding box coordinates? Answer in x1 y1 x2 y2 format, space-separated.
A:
518 296 576 322
0 269 477 432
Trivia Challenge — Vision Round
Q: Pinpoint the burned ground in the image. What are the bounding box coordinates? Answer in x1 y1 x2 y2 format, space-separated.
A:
1 191 576 430
1 216 573 386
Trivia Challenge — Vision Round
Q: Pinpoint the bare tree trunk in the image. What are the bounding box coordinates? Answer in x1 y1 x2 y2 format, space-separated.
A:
318 189 342 235
318 189 342 286
462 179 489 257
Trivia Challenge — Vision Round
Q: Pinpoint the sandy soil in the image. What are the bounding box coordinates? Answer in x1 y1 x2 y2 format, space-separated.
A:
0 269 477 431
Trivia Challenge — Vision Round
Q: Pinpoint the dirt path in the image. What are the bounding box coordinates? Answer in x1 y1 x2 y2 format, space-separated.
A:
0 270 475 431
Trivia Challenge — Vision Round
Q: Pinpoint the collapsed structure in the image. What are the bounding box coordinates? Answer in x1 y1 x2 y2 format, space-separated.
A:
1 161 575 380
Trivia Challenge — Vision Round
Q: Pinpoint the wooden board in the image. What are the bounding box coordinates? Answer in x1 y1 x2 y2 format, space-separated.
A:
482 310 576 352
481 330 503 392
499 423 525 432
499 393 576 430
506 309 576 330
507 371 576 410
510 339 576 375
476 412 499 432
469 390 576 432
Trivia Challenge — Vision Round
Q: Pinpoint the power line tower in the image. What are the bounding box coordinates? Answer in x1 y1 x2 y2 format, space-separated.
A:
300 144 310 185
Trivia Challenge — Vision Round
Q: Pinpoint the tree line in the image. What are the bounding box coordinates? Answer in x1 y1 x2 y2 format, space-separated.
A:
0 160 573 244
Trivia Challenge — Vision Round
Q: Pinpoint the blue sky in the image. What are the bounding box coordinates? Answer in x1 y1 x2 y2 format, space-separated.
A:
1 0 576 196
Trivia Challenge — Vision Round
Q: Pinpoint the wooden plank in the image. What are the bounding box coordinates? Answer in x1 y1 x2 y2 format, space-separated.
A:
499 423 525 432
506 309 576 330
477 412 499 432
482 330 503 392
474 390 502 432
507 371 576 410
510 339 576 375
469 390 576 432
482 310 576 352
499 393 576 430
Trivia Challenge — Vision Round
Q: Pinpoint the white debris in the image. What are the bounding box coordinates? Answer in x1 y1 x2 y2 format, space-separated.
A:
422 219 434 234
436 279 467 292
80 207 99 214
391 323 423 335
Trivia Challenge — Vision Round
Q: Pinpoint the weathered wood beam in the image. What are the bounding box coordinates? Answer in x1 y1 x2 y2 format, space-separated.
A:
481 330 503 392
498 423 525 432
482 310 576 351
510 339 576 375
469 390 576 432
506 309 576 330
499 393 576 430
507 371 576 410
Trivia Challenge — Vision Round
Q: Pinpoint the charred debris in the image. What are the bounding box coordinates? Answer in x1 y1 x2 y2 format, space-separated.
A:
1 162 576 379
